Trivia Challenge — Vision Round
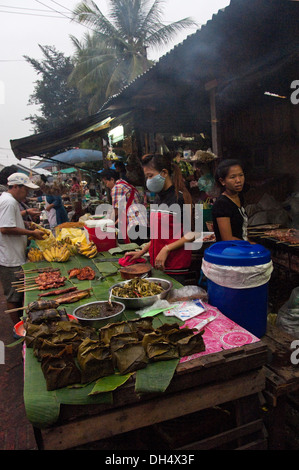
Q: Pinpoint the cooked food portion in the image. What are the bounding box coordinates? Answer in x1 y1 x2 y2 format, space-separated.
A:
68 268 81 279
27 299 60 312
75 302 123 319
68 266 96 280
55 288 92 304
34 271 66 290
38 287 78 298
112 278 164 298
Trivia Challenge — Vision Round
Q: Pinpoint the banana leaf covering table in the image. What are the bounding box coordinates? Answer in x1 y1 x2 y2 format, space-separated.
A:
21 253 268 450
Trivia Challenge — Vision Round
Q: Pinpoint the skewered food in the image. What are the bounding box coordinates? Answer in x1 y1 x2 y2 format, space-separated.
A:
68 266 96 280
263 228 299 244
55 288 92 304
28 309 61 324
76 241 98 258
27 299 60 312
38 286 78 298
111 278 164 298
33 271 66 290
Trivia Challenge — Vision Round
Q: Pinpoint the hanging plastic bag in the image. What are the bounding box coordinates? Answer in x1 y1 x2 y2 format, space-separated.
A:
277 287 299 338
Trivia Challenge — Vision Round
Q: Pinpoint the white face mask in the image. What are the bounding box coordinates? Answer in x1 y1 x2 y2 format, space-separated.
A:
146 173 165 193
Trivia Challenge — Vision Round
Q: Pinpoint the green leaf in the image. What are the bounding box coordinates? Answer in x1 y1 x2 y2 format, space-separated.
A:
135 359 180 394
89 373 132 395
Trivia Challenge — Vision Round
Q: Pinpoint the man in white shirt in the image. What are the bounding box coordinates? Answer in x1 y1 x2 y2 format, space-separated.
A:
0 173 45 325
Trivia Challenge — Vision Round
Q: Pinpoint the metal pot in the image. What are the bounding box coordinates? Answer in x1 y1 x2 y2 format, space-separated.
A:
109 277 173 309
72 300 125 329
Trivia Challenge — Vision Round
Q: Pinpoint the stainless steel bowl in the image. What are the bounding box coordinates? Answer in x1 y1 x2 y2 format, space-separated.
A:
109 277 173 309
72 301 125 329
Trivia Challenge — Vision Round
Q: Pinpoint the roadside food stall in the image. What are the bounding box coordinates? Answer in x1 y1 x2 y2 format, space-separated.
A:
6 219 273 451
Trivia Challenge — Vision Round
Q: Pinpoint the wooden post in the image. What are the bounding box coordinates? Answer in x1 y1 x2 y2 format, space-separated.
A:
205 79 221 157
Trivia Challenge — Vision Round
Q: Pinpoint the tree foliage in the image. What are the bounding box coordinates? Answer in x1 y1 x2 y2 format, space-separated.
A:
69 0 197 113
24 45 90 133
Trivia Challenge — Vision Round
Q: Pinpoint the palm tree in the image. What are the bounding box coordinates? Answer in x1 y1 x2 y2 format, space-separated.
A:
69 0 197 113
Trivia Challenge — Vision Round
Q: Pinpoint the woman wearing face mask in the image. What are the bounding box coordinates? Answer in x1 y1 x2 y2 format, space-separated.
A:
125 154 194 283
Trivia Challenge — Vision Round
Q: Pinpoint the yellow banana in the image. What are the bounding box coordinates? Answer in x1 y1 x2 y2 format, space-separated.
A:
43 249 53 262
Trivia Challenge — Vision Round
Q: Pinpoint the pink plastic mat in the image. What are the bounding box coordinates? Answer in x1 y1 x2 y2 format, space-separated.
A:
180 303 260 363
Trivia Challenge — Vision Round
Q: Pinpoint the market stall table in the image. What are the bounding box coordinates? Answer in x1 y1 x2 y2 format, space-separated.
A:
19 255 269 450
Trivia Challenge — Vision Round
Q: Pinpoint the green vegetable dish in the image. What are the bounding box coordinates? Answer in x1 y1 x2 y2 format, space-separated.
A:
111 278 164 299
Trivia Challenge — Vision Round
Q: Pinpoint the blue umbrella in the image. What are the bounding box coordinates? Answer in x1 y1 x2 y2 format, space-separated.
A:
34 149 103 169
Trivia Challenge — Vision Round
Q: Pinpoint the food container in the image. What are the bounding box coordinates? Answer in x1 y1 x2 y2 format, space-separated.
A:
109 278 173 309
202 240 273 338
119 263 152 280
72 301 125 328
84 219 117 252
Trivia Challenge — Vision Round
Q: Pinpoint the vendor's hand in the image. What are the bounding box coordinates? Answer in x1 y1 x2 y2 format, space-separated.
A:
27 208 41 217
154 246 169 271
124 250 144 261
32 229 46 240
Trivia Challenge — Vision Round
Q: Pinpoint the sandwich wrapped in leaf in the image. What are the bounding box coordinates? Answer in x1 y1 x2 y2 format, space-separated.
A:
112 341 148 374
41 350 81 391
77 338 114 383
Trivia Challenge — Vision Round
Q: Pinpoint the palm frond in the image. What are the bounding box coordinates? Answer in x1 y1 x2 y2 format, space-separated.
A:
146 18 198 48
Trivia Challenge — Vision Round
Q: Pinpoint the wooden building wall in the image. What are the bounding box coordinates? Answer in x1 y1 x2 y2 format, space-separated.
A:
220 96 299 199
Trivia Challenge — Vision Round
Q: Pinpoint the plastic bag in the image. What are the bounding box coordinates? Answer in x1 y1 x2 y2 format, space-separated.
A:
277 287 299 338
202 259 273 289
167 285 208 303
137 299 172 317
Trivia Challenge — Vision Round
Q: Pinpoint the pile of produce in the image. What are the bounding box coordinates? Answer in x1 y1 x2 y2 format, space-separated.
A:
112 278 164 298
27 248 44 262
42 244 71 262
76 240 97 258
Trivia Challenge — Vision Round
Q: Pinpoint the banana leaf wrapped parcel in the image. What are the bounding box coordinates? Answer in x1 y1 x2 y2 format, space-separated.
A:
168 328 205 357
77 338 114 383
100 321 133 345
112 341 148 374
41 350 81 391
34 338 74 361
142 332 179 361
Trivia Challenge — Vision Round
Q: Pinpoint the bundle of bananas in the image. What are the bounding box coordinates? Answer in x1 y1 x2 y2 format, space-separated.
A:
76 240 97 258
28 222 51 240
27 247 44 262
60 237 78 255
43 244 71 262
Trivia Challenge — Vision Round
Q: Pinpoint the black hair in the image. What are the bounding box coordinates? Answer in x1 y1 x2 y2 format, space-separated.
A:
214 159 244 189
114 161 126 171
100 169 119 181
141 154 192 205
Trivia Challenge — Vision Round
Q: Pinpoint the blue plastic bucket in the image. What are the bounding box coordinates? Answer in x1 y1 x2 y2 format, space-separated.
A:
202 241 272 338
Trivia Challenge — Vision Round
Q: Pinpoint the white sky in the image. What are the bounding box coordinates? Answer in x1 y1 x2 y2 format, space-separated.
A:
0 0 230 166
